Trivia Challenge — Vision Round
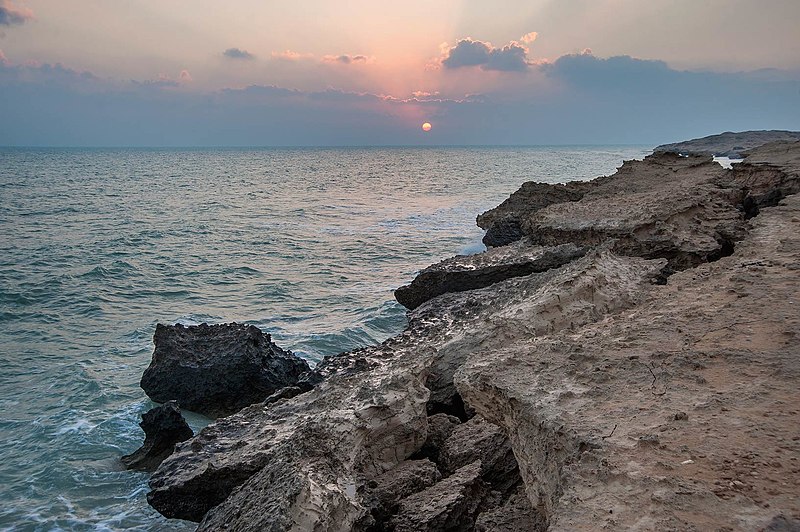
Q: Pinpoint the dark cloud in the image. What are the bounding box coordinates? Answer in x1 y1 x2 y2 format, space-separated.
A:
441 39 491 69
441 38 530 71
486 43 529 71
323 54 369 64
223 48 254 60
1 54 799 147
0 0 32 26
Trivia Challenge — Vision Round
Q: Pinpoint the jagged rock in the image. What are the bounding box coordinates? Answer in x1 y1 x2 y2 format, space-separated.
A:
146 248 662 526
477 181 592 247
140 323 310 418
439 416 519 494
364 458 442 525
519 153 747 269
394 242 587 310
654 130 800 157
456 192 800 531
121 401 193 471
390 461 486 532
475 484 545 532
415 413 461 463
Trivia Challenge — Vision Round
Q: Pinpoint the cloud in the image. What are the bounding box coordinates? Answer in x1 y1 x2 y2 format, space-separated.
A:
0 49 6 63
0 0 32 26
520 32 538 44
271 50 314 61
179 69 192 82
440 38 530 72
223 48 254 60
322 54 369 65
1 53 799 147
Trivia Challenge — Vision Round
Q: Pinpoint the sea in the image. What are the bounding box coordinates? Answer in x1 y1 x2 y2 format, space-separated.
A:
0 146 650 530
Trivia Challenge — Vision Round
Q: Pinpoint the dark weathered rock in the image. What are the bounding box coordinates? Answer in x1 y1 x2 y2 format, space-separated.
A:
121 401 193 471
363 458 442 526
440 416 519 494
390 461 487 532
414 413 461 463
477 181 592 247
395 242 587 310
654 130 800 158
140 323 310 418
474 484 544 532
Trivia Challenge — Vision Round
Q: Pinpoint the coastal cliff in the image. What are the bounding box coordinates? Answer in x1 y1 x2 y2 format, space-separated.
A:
143 137 800 530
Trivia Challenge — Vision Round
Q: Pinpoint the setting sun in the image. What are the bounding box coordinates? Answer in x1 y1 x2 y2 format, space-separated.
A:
422 122 432 132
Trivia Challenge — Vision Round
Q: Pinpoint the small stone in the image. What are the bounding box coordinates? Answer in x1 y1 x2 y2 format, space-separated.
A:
674 412 689 421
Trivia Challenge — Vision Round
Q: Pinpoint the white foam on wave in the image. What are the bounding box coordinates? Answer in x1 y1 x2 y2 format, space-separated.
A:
55 418 96 435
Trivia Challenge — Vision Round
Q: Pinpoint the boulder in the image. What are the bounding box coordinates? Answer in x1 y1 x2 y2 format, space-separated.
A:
395 242 587 310
140 323 310 418
121 401 193 471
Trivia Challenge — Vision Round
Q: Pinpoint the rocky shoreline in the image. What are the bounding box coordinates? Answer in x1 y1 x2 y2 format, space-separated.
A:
130 133 800 530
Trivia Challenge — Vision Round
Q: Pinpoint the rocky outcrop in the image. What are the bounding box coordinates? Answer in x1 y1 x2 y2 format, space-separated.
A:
121 401 193 471
655 129 800 157
140 323 310 418
394 242 587 309
476 181 592 247
456 191 800 531
145 140 800 531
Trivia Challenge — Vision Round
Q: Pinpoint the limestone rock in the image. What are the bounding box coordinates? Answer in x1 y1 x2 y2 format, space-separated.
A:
476 181 592 247
140 323 310 418
394 242 587 309
121 401 193 471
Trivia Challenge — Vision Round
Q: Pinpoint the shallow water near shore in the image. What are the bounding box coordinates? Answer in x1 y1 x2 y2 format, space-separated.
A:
0 146 648 530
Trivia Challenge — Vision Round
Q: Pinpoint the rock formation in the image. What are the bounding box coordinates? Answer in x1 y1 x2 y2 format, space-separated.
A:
140 323 310 418
143 139 800 531
121 401 193 471
654 130 800 158
394 242 587 310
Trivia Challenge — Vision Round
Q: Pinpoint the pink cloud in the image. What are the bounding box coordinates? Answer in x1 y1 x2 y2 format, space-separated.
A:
0 0 33 26
322 54 370 65
520 32 538 44
179 69 192 82
271 50 314 61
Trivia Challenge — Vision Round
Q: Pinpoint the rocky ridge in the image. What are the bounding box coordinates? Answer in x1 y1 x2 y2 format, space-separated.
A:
144 139 800 530
654 130 800 158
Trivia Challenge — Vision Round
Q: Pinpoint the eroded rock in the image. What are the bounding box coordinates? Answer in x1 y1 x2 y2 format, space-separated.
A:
121 401 193 471
390 461 486 532
456 193 800 531
477 181 592 247
140 323 310 418
394 242 587 310
654 130 800 157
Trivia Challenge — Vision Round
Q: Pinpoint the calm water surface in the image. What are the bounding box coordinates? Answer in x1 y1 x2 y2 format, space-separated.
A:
0 146 649 530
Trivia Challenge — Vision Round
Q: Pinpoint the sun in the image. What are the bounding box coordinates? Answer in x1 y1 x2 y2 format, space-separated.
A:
422 122 432 132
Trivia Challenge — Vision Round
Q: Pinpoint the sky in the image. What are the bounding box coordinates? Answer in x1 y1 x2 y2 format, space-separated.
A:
1 0 799 146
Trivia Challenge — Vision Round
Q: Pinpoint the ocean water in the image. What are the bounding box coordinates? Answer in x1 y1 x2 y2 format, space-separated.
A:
0 146 649 530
